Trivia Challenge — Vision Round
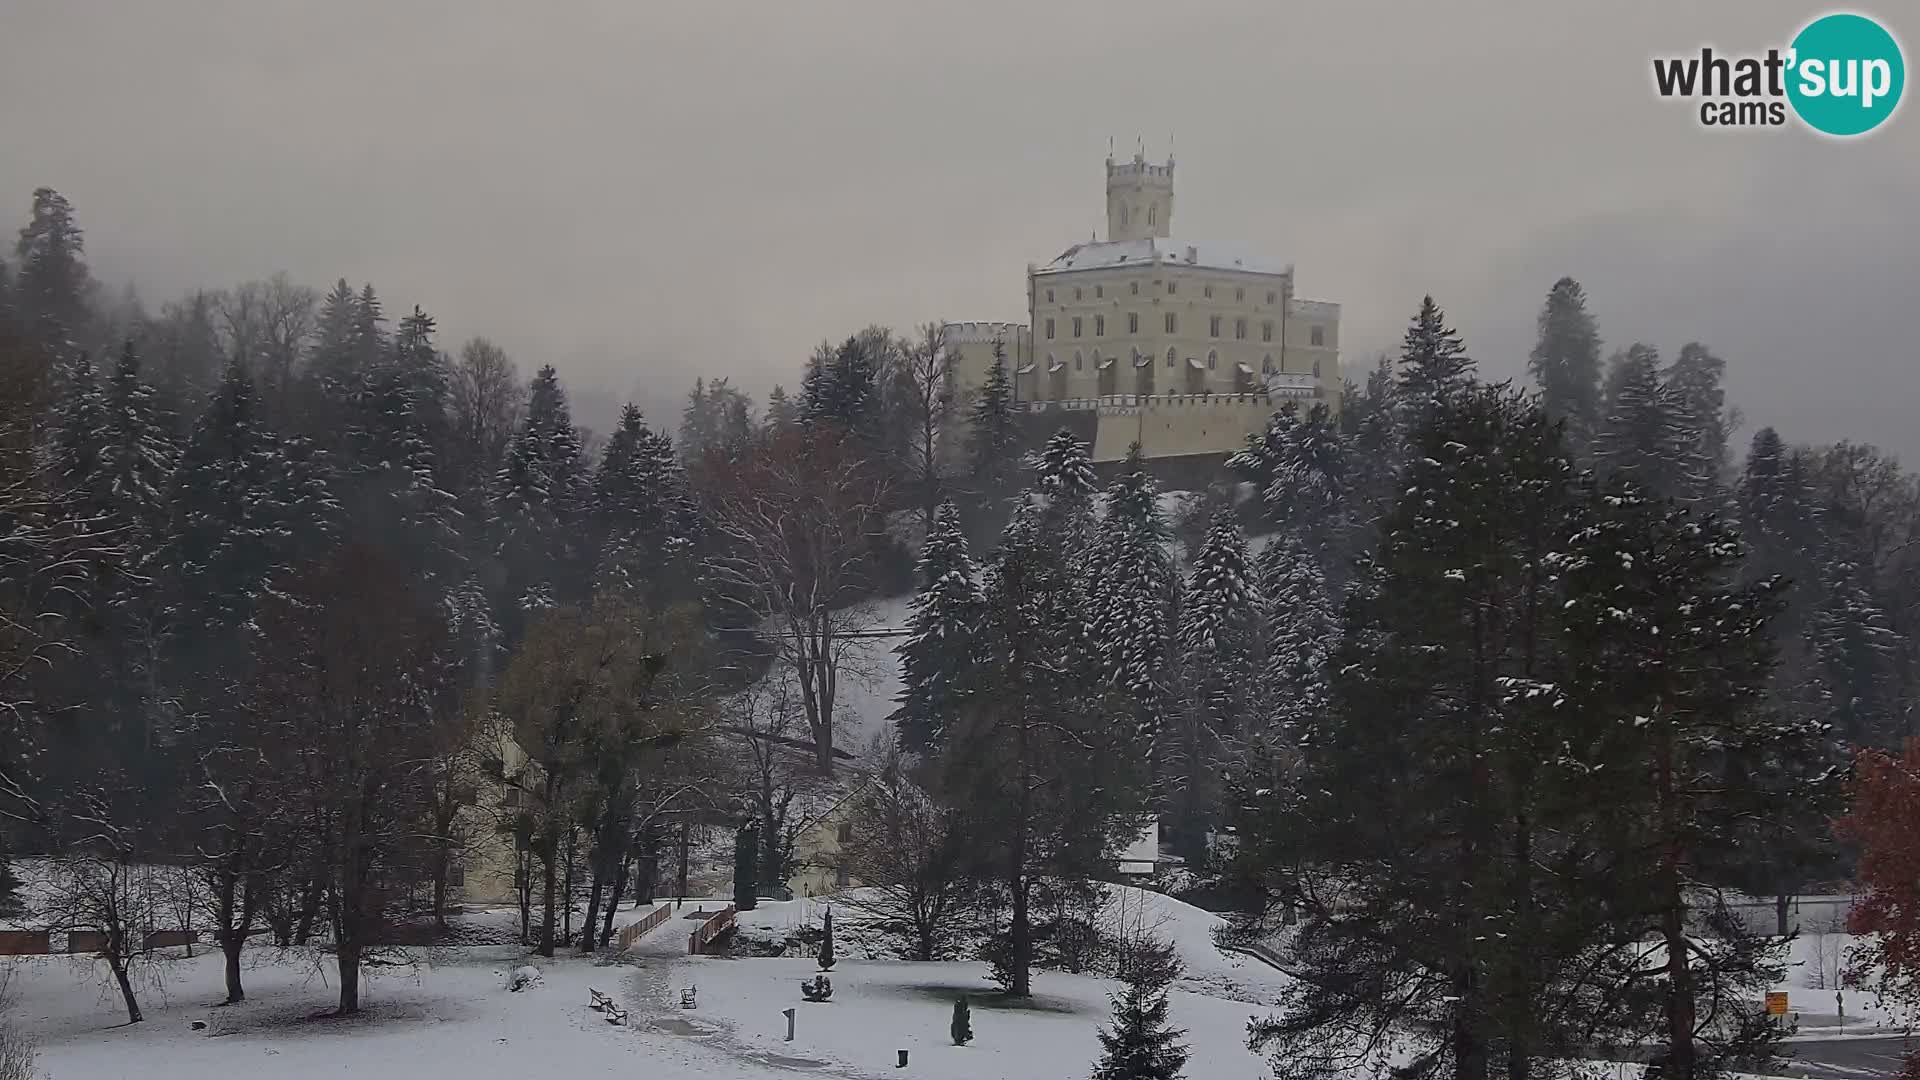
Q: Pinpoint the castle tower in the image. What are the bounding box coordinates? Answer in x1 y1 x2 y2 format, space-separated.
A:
1105 150 1174 242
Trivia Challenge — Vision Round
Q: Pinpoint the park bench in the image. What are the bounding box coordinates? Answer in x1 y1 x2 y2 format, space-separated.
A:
680 985 697 1009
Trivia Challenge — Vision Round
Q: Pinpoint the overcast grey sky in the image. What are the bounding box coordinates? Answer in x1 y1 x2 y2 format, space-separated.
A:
3 0 1915 461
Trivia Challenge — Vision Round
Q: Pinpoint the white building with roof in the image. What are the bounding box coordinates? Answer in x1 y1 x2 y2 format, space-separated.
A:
944 153 1340 465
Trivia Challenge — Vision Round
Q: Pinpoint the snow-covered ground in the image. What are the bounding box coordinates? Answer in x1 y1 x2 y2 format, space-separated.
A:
0 884 1293 1079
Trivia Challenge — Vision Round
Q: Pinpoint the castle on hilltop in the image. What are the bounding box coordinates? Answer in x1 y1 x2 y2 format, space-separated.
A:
943 152 1341 466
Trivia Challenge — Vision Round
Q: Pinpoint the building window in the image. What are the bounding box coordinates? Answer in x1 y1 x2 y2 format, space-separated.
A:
1311 325 1325 347
1148 205 1156 226
1074 351 1083 370
1236 287 1245 302
1074 287 1083 301
1072 316 1083 338
1164 312 1177 333
1046 318 1055 340
1094 314 1105 336
1266 290 1277 304
1046 288 1054 303
1204 284 1214 299
1313 358 1323 377
1127 312 1138 334
1096 284 1104 299
1130 281 1139 295
1235 318 1247 340
1167 281 1176 295
1165 347 1177 368
1262 320 1274 342
1207 350 1217 370
836 822 852 843
1209 315 1221 338
1263 354 1274 374
1119 204 1128 226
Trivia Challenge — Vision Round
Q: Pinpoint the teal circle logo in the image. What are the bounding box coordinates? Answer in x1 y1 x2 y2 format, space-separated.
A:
1787 13 1905 136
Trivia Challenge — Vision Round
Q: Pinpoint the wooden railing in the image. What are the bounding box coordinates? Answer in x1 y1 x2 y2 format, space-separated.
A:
687 904 737 955
615 903 675 952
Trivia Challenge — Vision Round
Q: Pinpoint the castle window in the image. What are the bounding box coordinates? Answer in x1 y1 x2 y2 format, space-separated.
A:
1166 347 1177 368
1262 320 1274 342
1207 350 1218 370
1235 318 1247 340
1130 281 1139 295
1167 281 1176 295
1267 290 1278 304
837 822 852 843
1311 325 1325 347
1209 315 1221 338
1119 204 1128 226
1095 285 1104 299
1046 318 1055 340
1094 314 1105 336
1074 287 1083 301
1074 350 1083 370
1072 317 1083 338
1236 287 1245 302
1148 204 1156 226
1164 312 1177 333
1204 284 1214 299
1263 354 1275 374
1046 288 1054 303
1313 358 1323 377
1127 312 1138 334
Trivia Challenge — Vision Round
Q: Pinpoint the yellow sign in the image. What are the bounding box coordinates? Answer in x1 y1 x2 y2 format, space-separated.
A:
1766 992 1790 1016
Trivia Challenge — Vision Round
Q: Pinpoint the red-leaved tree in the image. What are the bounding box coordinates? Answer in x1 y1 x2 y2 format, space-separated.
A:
1840 738 1920 1079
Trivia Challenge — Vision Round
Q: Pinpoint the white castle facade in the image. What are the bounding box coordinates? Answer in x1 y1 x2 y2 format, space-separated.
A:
943 153 1341 464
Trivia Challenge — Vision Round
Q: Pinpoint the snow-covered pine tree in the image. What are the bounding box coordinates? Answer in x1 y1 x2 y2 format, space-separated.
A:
591 402 686 595
97 341 178 558
496 364 589 622
1255 536 1333 739
966 337 1021 496
52 351 105 497
1558 477 1817 1079
802 334 882 440
1395 295 1474 430
1030 427 1099 551
1664 342 1731 501
12 187 94 357
1594 344 1710 504
1526 277 1603 456
1086 444 1178 751
309 278 359 394
1090 946 1189 1080
1229 402 1353 581
892 499 983 753
1168 509 1261 862
765 383 798 434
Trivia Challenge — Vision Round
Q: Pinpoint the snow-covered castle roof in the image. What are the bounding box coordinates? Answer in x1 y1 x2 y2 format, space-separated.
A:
1035 236 1293 278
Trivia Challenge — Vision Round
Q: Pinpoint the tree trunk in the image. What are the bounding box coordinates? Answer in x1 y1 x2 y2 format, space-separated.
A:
108 954 143 1023
561 828 577 947
1775 894 1791 938
336 939 361 1015
1658 713 1697 1080
432 845 449 930
676 821 689 903
538 839 558 957
580 870 605 954
213 871 246 1004
293 877 321 945
1008 871 1031 998
601 857 629 944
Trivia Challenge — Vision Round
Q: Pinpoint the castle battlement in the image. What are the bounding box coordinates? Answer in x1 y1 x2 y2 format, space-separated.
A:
942 320 1027 345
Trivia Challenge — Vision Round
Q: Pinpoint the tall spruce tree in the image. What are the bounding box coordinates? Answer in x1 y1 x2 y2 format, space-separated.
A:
97 341 178 557
1595 344 1710 504
1169 509 1262 863
1395 295 1474 428
966 338 1021 496
1526 277 1602 456
1256 536 1334 738
1230 402 1353 581
893 499 983 753
1665 342 1730 498
1091 955 1190 1080
496 364 589 625
13 187 94 356
1086 444 1179 751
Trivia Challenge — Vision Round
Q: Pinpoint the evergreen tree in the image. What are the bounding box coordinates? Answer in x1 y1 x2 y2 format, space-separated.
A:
1665 342 1730 497
593 402 685 594
765 384 798 434
679 377 716 462
497 365 589 620
1595 344 1708 503
1086 445 1179 750
1230 402 1352 579
13 187 94 355
1091 952 1189 1080
966 338 1021 495
1256 536 1334 737
1169 509 1261 862
53 351 106 495
951 996 974 1046
1030 427 1099 542
893 499 983 753
97 341 178 554
1526 277 1602 455
818 905 835 970
802 334 882 438
1395 295 1473 427
309 278 360 395
341 302 459 588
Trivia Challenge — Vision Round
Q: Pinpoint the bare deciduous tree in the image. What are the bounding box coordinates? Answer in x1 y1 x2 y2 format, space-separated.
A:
897 322 954 537
39 843 170 1023
836 734 984 961
703 428 887 773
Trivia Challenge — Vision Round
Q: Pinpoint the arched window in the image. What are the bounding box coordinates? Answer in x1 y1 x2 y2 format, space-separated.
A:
1262 320 1274 342
1074 350 1083 371
1263 354 1274 374
1206 350 1217 370
1095 314 1105 336
1166 347 1177 368
1119 203 1128 226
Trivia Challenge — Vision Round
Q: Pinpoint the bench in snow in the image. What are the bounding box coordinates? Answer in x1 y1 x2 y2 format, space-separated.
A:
589 988 613 1011
680 986 697 1009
